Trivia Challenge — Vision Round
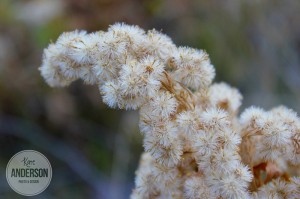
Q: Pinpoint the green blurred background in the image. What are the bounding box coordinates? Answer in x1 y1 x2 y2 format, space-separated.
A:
0 0 299 198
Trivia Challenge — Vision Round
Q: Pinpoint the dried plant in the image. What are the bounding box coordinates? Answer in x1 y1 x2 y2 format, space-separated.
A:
40 23 300 199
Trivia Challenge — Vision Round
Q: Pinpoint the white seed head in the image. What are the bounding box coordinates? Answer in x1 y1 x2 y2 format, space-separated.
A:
40 23 300 199
172 47 215 90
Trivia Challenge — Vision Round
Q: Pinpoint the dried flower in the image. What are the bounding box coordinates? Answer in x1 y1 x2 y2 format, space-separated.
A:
40 22 300 199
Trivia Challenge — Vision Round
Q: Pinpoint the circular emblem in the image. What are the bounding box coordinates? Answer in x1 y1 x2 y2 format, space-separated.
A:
6 150 52 196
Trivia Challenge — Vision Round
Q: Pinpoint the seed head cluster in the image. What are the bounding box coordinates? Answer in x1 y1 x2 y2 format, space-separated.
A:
40 23 300 199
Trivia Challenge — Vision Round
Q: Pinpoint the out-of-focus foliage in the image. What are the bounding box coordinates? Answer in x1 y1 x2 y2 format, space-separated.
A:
0 0 299 198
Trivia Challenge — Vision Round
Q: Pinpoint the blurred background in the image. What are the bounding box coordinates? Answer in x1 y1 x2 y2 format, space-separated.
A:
0 0 299 198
